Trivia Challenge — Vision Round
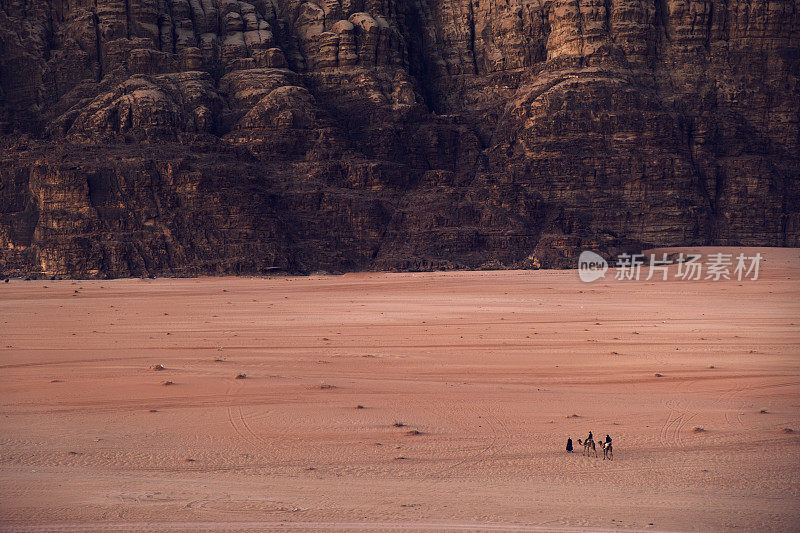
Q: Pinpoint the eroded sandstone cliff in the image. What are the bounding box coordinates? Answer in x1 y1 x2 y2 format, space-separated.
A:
1 0 798 277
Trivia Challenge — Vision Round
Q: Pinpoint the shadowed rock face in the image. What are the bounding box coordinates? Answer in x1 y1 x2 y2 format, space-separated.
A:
0 0 798 277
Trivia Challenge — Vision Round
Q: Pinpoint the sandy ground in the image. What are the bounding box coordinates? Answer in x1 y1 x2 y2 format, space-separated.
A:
1 247 799 532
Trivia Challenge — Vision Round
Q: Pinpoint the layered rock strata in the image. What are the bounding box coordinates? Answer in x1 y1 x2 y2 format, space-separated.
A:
1 0 797 277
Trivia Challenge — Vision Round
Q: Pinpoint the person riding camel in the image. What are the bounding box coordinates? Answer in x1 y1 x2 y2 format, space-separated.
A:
605 434 612 444
587 431 593 443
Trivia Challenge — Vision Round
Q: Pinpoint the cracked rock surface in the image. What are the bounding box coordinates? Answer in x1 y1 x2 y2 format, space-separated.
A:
1 0 798 277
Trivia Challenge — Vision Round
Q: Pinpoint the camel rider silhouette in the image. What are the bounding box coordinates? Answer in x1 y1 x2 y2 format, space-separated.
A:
587 431 593 443
605 434 612 445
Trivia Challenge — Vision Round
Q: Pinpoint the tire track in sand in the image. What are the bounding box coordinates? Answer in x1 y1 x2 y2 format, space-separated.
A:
225 381 260 449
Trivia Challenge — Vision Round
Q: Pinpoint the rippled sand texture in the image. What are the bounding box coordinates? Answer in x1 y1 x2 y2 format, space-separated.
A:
1 248 799 531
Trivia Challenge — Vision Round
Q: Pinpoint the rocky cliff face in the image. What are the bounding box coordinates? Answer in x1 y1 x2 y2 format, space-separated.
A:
1 0 798 277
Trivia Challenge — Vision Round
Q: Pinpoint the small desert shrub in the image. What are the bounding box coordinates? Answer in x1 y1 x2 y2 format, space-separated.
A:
149 364 165 371
392 421 405 428
235 373 247 379
691 425 705 433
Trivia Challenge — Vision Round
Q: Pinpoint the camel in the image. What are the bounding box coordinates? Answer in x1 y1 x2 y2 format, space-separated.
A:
577 438 597 457
600 440 613 460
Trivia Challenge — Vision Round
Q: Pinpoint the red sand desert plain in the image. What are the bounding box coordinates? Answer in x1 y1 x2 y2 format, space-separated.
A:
1 247 799 532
